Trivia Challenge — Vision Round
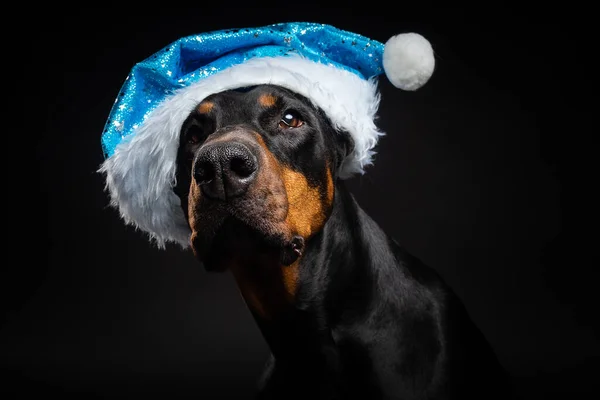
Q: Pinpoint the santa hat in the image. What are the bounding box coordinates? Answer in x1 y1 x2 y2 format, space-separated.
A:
99 22 435 248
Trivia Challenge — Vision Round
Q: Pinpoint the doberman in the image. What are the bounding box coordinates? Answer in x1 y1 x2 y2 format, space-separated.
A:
173 84 514 400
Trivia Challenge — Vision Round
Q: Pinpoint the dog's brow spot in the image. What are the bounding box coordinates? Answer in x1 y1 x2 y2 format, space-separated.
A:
258 94 278 107
197 101 214 114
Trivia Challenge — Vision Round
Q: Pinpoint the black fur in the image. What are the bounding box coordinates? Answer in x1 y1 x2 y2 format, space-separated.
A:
174 85 514 399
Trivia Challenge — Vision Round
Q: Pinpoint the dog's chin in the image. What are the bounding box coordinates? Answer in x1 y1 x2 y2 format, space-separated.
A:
191 216 303 272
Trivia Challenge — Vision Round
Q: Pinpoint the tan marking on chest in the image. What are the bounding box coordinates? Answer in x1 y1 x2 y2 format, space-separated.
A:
230 257 298 320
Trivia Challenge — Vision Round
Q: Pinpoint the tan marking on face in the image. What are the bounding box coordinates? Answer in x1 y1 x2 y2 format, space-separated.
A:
250 134 289 227
258 93 278 107
282 167 326 239
197 101 214 114
227 134 308 318
187 181 202 253
253 134 328 240
325 164 335 209
187 130 331 320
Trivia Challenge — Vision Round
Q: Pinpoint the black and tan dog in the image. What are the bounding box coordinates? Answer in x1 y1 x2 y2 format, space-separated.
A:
173 84 513 400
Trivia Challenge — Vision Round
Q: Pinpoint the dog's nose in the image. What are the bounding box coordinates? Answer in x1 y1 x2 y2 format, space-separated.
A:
193 142 258 200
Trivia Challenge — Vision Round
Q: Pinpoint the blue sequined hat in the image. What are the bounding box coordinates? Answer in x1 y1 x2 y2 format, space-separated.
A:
100 22 435 247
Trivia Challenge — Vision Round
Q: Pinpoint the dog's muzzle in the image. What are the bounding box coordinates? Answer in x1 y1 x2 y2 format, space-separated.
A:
193 141 258 201
188 128 306 268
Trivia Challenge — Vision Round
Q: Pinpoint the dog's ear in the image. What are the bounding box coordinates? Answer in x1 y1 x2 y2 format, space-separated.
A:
332 129 355 173
316 106 355 176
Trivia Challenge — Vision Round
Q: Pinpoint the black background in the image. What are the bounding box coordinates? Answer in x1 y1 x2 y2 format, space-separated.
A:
2 5 597 399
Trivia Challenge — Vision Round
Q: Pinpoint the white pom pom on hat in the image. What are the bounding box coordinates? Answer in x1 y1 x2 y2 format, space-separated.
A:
383 32 435 91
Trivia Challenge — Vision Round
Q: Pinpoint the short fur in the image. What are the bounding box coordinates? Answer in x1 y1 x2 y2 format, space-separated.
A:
173 85 514 399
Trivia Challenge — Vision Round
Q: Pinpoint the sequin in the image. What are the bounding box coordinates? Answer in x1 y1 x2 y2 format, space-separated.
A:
101 22 386 158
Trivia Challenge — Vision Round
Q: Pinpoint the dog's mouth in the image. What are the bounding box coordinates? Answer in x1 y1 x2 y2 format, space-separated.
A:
190 208 305 272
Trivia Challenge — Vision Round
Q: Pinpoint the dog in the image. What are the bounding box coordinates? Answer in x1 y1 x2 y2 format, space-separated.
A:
172 84 513 400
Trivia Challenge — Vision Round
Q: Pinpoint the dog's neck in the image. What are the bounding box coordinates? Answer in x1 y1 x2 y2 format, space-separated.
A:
228 180 382 367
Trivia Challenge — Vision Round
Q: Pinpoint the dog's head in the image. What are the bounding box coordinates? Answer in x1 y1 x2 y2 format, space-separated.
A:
100 24 435 255
173 84 353 271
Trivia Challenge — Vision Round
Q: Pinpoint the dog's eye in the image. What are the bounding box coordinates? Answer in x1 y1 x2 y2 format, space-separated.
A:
279 111 304 129
186 124 204 145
